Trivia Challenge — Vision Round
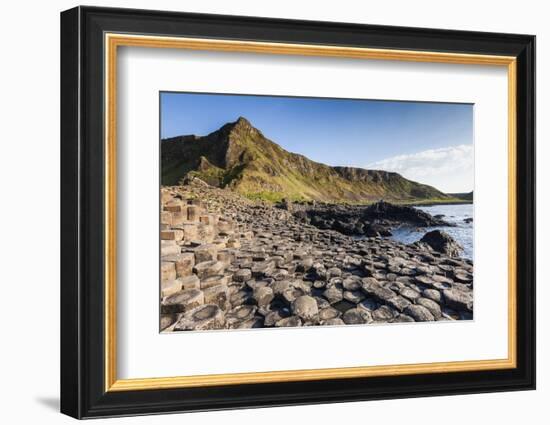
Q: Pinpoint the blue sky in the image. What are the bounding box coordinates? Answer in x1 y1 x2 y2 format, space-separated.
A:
161 92 473 192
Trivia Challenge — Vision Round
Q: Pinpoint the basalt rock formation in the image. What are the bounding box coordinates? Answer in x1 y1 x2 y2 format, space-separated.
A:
419 230 464 258
159 182 473 332
289 200 452 237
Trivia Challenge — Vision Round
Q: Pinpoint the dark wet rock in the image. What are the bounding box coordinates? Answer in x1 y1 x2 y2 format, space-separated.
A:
364 201 450 227
420 230 463 257
365 223 392 237
300 201 450 237
333 220 357 235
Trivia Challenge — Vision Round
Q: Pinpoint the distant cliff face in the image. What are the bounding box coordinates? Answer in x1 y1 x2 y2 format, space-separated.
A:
161 117 451 203
447 191 474 201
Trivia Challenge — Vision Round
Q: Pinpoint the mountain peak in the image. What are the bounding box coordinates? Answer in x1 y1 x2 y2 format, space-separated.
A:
235 116 251 126
224 116 263 143
161 120 450 203
215 116 256 138
229 116 256 134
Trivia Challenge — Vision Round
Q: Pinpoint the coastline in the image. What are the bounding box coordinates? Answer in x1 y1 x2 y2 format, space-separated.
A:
159 183 474 332
392 204 474 259
404 200 473 207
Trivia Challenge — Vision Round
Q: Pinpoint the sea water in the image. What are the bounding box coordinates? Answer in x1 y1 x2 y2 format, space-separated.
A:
390 203 473 261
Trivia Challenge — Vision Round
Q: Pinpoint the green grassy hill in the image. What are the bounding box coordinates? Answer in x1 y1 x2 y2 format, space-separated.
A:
161 117 455 204
447 191 473 201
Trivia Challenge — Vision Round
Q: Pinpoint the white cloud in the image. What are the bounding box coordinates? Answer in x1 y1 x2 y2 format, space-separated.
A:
367 144 474 193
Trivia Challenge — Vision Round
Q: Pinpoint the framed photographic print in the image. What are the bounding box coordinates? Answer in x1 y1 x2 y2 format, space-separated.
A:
60 6 536 419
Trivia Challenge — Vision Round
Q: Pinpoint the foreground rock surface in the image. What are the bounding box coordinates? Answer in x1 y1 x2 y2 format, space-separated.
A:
419 230 464 258
160 182 473 332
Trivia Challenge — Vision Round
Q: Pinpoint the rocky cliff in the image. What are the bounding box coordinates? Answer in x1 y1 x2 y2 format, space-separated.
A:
162 117 453 203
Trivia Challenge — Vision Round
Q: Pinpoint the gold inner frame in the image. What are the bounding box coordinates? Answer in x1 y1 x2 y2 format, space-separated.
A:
104 33 517 392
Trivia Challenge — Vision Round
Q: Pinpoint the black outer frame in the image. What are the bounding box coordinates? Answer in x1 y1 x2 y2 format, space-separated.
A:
60 6 536 419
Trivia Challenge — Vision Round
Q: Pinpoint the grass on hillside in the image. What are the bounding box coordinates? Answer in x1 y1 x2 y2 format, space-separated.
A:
240 189 470 206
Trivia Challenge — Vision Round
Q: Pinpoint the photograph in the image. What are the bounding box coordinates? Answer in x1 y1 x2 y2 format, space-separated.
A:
57 4 536 419
159 92 474 332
